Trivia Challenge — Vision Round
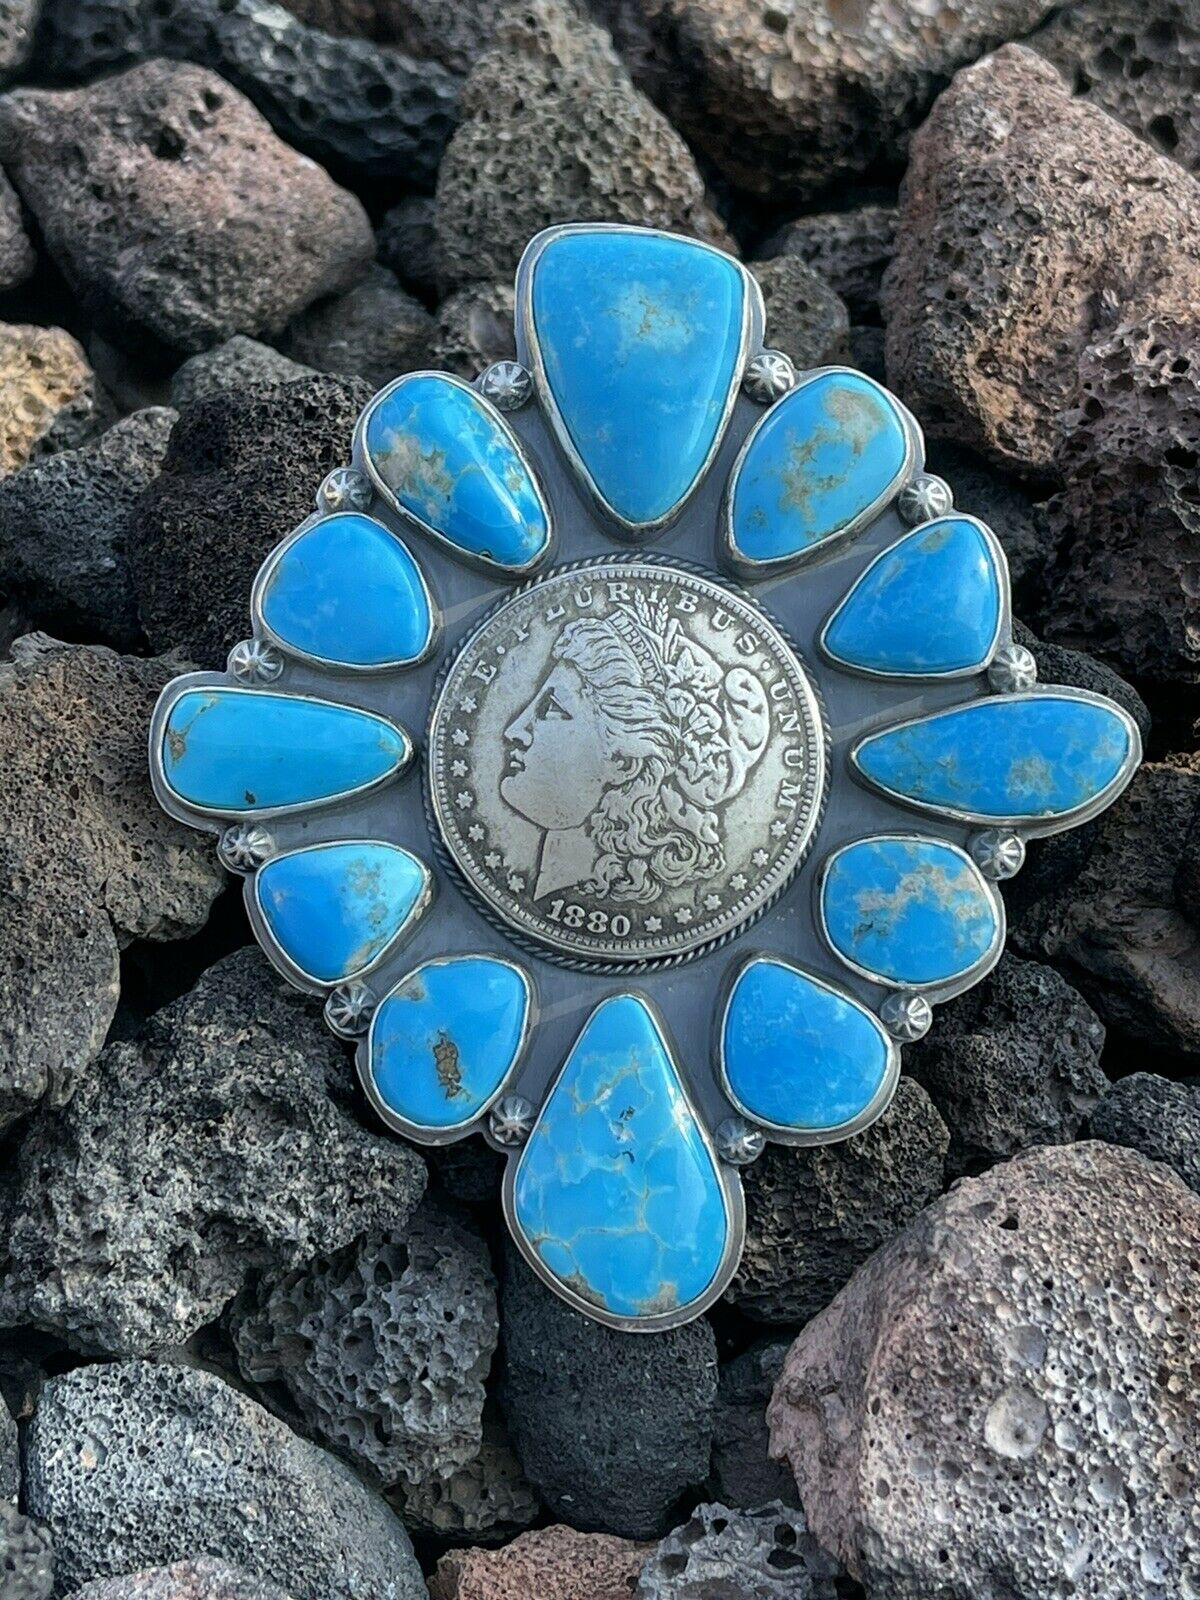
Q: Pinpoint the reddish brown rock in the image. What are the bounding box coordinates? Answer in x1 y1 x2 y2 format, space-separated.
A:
65 1557 292 1599
430 1525 651 1600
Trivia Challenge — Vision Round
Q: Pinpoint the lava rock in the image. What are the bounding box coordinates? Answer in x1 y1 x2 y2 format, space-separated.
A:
729 1077 948 1325
500 1249 718 1537
283 0 504 74
435 0 730 289
0 0 36 78
0 324 108 475
376 195 439 296
170 337 316 407
1032 0 1200 175
0 169 32 290
429 1524 651 1600
847 325 886 382
0 947 426 1353
430 282 515 379
752 255 849 371
0 1502 53 1600
0 635 224 1133
25 1360 426 1600
395 1407 539 1539
128 372 371 667
768 1142 1200 1598
0 60 374 357
284 264 434 391
634 1501 840 1600
231 1199 495 1488
1087 1073 1200 1193
0 1396 14 1499
927 441 1049 613
0 408 175 649
65 1560 294 1600
909 955 1107 1176
884 45 1200 478
758 205 897 324
710 1341 797 1509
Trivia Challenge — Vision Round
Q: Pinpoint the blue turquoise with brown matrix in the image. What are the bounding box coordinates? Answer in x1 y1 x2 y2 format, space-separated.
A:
821 836 999 987
728 371 909 566
362 374 549 570
510 994 728 1318
854 694 1135 823
528 229 746 526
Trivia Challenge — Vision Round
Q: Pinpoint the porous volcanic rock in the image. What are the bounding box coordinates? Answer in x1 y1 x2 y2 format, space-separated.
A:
0 1396 15 1499
1087 1073 1200 1193
500 1250 718 1537
128 372 371 667
0 324 107 475
429 282 516 379
0 1503 53 1600
376 195 439 295
282 0 505 74
710 1341 797 1509
0 948 426 1352
65 1560 294 1600
634 1502 840 1600
752 255 849 371
883 46 1200 477
283 264 434 390
729 1077 948 1325
429 1524 651 1600
395 1408 539 1538
0 60 374 357
25 1361 426 1600
768 1142 1200 1598
0 0 36 78
0 169 32 290
757 205 897 324
170 337 315 407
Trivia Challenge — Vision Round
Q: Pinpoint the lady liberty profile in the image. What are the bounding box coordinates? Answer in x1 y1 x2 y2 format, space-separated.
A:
501 593 771 904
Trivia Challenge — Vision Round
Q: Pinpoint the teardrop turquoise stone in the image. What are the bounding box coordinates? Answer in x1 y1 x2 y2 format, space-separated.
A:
160 688 411 814
367 957 531 1131
510 995 730 1322
822 837 1000 988
527 228 747 527
727 371 909 567
362 374 550 572
722 958 893 1133
853 694 1136 824
254 842 430 985
823 518 1002 676
259 513 433 668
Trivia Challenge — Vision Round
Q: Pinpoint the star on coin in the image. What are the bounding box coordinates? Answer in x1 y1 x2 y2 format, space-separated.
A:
752 849 769 867
456 791 473 808
704 893 721 911
484 851 501 869
770 820 788 837
730 874 747 891
459 695 477 712
645 917 662 932
452 728 469 746
468 823 485 841
451 759 468 776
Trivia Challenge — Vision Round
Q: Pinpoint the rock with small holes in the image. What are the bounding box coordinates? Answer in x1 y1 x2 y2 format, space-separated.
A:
435 0 730 289
0 1400 14 1501
0 947 426 1352
0 170 32 290
230 1199 496 1488
376 195 439 295
282 0 504 74
0 1503 53 1600
884 46 1200 477
25 1361 425 1600
430 282 516 379
283 264 435 390
0 60 374 357
500 1248 718 1537
909 955 1107 1177
395 1408 539 1538
728 1077 948 1325
710 1341 798 1509
0 324 109 475
64 1559 294 1600
634 1502 840 1600
128 372 372 667
429 1524 652 1600
170 337 316 407
0 0 36 77
758 206 897 324
752 255 848 372
1087 1073 1200 1193
768 1141 1200 1599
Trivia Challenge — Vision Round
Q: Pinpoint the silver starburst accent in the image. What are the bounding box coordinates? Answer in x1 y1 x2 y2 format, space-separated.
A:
489 1094 535 1146
228 637 284 685
218 823 275 873
897 472 954 526
316 465 374 515
970 827 1026 880
988 641 1038 694
479 361 533 412
325 982 376 1038
880 992 933 1042
715 1115 766 1166
742 349 796 405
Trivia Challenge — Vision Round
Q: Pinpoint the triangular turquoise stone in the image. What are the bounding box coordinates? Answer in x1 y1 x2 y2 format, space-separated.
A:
526 228 747 529
509 995 731 1324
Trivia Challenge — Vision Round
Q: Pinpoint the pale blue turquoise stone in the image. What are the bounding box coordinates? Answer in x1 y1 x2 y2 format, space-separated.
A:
823 518 1001 675
723 959 891 1132
368 958 530 1130
822 837 999 987
511 995 729 1320
529 229 746 526
255 842 429 985
362 374 549 570
160 689 410 813
729 372 909 564
854 694 1134 823
259 514 432 667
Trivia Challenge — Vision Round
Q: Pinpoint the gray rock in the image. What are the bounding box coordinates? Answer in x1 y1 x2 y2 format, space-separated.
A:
26 1360 426 1600
284 0 505 76
752 255 848 372
0 409 175 649
394 1408 539 1539
430 282 515 379
1088 1073 1200 1193
0 0 36 78
909 955 1107 1177
0 1395 15 1499
500 1248 718 1537
376 195 439 296
231 1199 495 1488
0 323 109 475
634 1502 840 1600
0 635 224 1133
729 1077 948 1325
0 60 374 357
0 948 426 1353
284 265 434 391
0 168 32 290
758 205 896 323
710 1341 797 1509
0 1502 53 1600
768 1142 1200 1599
65 1559 293 1600
435 0 730 289
170 337 315 407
